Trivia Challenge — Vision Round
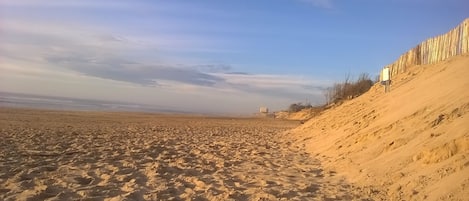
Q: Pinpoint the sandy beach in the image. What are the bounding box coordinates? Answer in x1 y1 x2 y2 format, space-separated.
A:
1 1 467 200
0 108 362 201
1 54 468 201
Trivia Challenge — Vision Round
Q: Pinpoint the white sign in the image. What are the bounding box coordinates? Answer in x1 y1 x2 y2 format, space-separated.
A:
382 68 390 81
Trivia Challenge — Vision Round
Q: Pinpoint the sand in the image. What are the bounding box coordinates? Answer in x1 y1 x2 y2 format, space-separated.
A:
2 55 468 201
275 108 323 121
288 54 469 200
0 108 365 201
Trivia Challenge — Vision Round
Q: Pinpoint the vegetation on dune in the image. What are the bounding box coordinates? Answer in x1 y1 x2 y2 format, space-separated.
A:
324 73 374 105
285 73 375 116
287 102 313 113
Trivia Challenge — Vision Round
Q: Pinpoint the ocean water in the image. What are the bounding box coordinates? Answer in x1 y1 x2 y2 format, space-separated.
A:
0 92 180 113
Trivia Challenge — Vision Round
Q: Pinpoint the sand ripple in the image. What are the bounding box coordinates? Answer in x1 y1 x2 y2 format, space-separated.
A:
0 109 356 200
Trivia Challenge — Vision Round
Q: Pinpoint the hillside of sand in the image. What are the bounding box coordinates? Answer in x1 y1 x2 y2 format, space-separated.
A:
275 108 323 121
286 53 469 200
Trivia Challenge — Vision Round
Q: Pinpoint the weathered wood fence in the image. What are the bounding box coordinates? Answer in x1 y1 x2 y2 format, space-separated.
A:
381 18 469 80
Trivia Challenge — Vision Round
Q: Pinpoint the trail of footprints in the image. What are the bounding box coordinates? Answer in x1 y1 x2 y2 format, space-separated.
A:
1 118 355 200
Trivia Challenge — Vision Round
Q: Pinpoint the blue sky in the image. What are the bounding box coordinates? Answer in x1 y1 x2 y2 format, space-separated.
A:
0 0 467 114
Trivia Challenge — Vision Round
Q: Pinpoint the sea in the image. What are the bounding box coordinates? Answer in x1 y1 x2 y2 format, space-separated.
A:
0 91 184 114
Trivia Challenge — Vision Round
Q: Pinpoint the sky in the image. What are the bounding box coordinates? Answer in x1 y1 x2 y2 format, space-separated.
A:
0 0 467 114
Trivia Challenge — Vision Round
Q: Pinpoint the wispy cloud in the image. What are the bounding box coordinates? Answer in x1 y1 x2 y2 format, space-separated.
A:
299 0 334 8
214 73 330 101
0 17 230 83
0 14 330 103
0 0 139 9
0 0 334 112
45 54 226 87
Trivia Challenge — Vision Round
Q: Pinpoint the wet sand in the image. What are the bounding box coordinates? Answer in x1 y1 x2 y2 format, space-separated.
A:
0 108 358 201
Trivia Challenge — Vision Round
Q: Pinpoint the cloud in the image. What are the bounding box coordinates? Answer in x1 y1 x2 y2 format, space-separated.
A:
214 73 330 101
0 0 138 10
95 34 127 43
42 47 327 101
0 18 233 88
39 43 327 101
44 54 226 87
0 2 333 112
195 64 232 73
299 0 334 8
0 17 231 87
0 17 329 100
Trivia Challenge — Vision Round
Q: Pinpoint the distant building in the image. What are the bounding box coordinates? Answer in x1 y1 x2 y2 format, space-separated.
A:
259 107 269 114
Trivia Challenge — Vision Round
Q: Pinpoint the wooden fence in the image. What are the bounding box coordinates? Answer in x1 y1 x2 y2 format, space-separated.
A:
381 18 469 80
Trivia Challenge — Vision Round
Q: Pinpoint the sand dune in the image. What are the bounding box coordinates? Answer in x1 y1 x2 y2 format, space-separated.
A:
288 54 469 200
0 108 366 200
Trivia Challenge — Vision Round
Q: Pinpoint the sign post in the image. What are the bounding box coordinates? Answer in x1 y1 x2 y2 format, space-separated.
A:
382 67 390 93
